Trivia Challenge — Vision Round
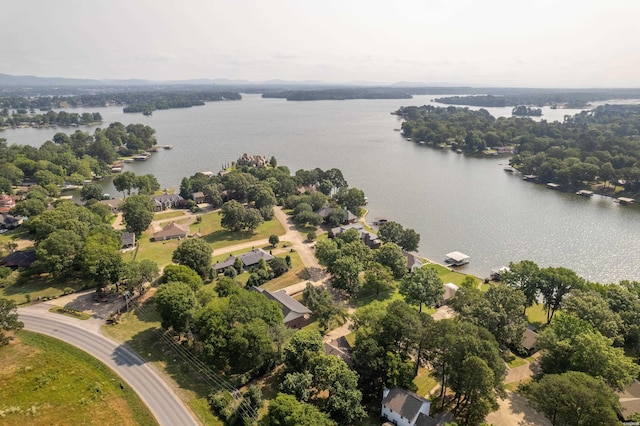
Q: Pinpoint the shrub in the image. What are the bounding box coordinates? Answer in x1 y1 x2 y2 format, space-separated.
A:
307 231 316 241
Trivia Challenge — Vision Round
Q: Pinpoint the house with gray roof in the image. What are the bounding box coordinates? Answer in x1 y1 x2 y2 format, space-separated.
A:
238 248 274 268
329 223 381 248
152 193 184 211
315 206 358 224
403 251 423 272
122 232 136 250
254 288 312 328
213 255 237 274
381 387 455 426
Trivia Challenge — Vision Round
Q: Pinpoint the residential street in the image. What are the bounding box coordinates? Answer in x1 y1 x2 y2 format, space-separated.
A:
18 310 199 426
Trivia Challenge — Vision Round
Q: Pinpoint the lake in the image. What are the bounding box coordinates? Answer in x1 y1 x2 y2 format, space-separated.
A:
2 94 639 283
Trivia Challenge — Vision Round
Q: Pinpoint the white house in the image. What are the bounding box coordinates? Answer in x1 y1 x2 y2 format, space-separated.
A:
381 387 431 426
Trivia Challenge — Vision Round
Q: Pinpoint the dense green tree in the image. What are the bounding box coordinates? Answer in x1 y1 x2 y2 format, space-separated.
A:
113 171 137 197
179 177 192 199
220 200 245 232
378 221 404 244
398 228 420 251
35 229 84 277
160 264 203 291
280 372 314 402
171 238 212 278
538 266 584 323
328 255 362 296
0 298 23 346
269 257 289 277
326 208 347 227
267 393 336 426
314 238 340 267
451 286 527 350
10 197 46 217
269 234 279 247
375 243 407 279
564 290 623 343
135 174 160 195
452 355 498 425
399 266 444 312
79 228 123 289
302 283 347 332
502 260 540 314
243 208 264 231
121 194 154 235
284 329 324 373
335 187 365 217
525 371 620 426
363 262 395 296
155 281 197 336
80 182 103 201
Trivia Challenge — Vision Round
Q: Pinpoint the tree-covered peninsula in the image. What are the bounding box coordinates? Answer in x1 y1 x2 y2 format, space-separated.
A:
398 104 640 194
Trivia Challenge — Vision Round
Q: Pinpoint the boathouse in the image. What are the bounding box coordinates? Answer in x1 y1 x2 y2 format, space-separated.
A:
445 251 469 266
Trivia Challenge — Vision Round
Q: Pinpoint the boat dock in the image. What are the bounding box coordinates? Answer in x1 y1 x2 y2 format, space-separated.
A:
576 190 594 197
445 251 470 266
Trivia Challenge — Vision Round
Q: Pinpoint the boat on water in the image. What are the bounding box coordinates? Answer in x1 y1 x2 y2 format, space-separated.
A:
164 145 173 149
503 167 514 172
576 190 594 197
456 149 463 154
133 155 149 161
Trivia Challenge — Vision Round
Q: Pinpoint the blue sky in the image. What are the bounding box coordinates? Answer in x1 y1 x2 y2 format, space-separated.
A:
2 0 638 87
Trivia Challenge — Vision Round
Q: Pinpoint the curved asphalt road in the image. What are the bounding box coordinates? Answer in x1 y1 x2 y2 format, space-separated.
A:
19 312 198 426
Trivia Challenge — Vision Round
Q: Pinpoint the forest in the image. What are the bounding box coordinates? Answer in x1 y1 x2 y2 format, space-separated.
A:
0 109 102 127
398 104 640 192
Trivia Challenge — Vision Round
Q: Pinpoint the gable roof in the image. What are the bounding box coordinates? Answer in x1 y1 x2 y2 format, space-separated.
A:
403 250 423 270
238 248 274 267
152 193 183 206
255 288 311 323
153 222 189 239
122 232 135 247
382 387 431 424
522 328 538 350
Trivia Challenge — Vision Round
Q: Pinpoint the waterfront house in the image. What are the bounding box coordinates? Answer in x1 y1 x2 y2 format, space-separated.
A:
445 251 469 266
192 191 206 204
0 213 24 229
99 198 123 213
152 193 184 211
402 251 423 273
315 206 358 224
253 287 311 328
490 266 510 281
329 223 381 248
324 336 352 364
152 222 189 241
381 387 454 426
442 283 459 304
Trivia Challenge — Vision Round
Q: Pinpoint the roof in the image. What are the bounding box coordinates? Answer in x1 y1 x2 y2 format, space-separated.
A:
122 232 135 246
238 248 274 267
99 198 122 209
330 222 364 236
522 328 538 350
403 251 423 269
213 255 237 271
152 193 183 204
153 222 189 239
445 251 469 262
619 380 640 420
261 289 312 323
0 250 36 268
443 283 459 301
382 387 430 423
192 191 205 199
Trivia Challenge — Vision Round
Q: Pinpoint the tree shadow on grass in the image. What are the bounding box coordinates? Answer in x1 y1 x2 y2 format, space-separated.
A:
118 327 215 399
201 229 256 245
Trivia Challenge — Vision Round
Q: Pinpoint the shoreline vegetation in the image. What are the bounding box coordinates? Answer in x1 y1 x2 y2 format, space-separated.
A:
396 104 640 202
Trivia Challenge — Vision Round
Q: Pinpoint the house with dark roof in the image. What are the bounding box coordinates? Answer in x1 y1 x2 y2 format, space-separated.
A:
213 255 238 274
521 328 539 355
315 206 358 224
381 387 455 426
238 248 274 269
152 193 184 211
122 232 136 250
0 250 36 269
329 223 381 248
324 336 352 364
212 248 275 274
254 288 312 328
1 213 24 229
152 222 189 241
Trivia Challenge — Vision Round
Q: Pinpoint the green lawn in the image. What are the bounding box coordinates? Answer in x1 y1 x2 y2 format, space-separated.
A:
426 263 476 286
261 251 310 291
153 210 187 221
0 227 31 246
526 303 548 328
414 367 438 397
102 297 223 426
0 331 156 426
0 273 86 305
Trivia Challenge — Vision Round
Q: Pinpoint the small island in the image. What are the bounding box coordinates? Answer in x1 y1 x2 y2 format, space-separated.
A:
511 105 542 116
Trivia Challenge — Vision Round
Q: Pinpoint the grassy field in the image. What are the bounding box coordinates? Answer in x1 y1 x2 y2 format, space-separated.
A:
0 274 86 305
261 251 310 291
426 263 476 286
125 210 286 267
153 210 187 221
414 367 438 397
526 303 548 328
0 331 157 426
102 297 222 426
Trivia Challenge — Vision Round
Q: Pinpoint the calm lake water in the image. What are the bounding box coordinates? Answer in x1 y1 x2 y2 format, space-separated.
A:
2 94 639 283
